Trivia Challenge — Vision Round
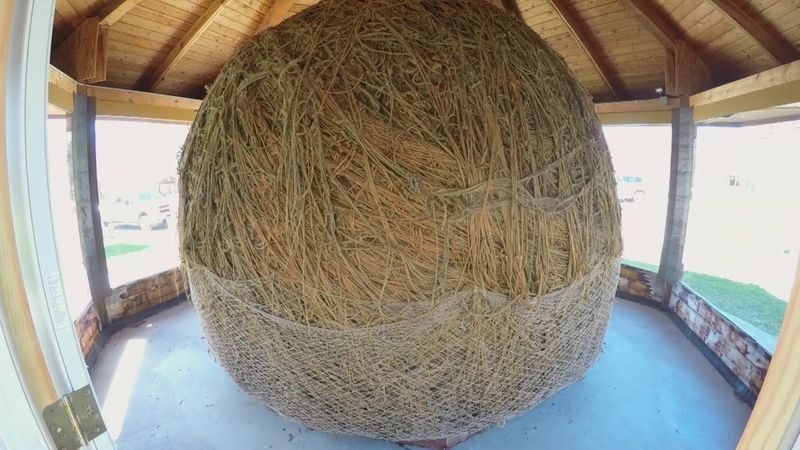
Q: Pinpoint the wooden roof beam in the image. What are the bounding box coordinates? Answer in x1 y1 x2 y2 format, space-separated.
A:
143 0 229 91
256 0 294 33
547 0 624 99
616 0 680 52
690 59 800 120
97 0 145 27
704 0 798 65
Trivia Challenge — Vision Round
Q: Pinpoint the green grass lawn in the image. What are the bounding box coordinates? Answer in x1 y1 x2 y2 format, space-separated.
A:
622 259 787 336
105 243 150 258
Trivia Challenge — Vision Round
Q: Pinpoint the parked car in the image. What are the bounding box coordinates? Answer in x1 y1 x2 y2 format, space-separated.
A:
616 175 646 202
100 192 172 231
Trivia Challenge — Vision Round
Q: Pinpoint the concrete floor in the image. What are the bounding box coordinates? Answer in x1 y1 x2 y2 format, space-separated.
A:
91 299 752 450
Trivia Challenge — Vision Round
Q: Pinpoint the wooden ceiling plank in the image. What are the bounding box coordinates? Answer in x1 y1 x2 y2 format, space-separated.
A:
659 0 687 15
256 0 295 32
675 2 715 29
546 0 625 98
702 27 748 52
671 0 705 25
752 0 783 14
98 0 146 26
113 18 240 59
692 16 731 45
681 7 720 37
576 3 625 21
143 0 229 90
760 0 800 28
570 0 620 14
704 0 798 64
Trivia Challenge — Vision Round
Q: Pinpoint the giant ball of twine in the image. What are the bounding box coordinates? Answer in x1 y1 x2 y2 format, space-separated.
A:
179 0 622 441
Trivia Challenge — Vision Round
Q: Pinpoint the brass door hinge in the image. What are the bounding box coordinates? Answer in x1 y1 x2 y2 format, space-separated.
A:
42 385 107 450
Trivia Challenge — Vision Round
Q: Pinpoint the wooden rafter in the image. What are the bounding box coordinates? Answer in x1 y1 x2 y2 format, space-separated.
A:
97 0 145 27
144 0 228 91
704 0 798 65
256 0 294 33
616 0 680 52
547 0 624 99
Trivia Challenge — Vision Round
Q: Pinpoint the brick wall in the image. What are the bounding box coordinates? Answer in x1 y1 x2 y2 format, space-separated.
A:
668 282 770 399
105 267 188 323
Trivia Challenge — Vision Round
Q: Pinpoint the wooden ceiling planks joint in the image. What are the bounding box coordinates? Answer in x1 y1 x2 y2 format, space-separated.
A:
141 0 232 91
704 0 799 65
545 0 625 99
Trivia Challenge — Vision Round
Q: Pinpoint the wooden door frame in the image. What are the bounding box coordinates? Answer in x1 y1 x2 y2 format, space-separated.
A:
1 0 114 448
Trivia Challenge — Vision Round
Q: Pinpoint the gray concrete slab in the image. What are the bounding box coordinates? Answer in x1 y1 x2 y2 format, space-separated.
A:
90 299 752 450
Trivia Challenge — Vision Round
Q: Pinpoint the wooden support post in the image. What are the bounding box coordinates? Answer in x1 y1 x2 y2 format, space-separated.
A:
71 93 110 327
658 105 696 288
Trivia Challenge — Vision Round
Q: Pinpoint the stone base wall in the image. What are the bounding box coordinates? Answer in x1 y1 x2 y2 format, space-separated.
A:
105 267 188 323
72 263 771 404
668 282 770 400
616 263 769 403
74 304 102 362
617 263 663 304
